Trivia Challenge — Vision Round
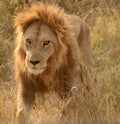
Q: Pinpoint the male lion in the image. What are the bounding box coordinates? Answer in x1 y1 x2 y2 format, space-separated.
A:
14 3 90 124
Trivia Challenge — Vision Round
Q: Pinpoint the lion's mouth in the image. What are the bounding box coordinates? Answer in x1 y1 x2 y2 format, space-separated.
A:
28 66 46 75
25 59 47 75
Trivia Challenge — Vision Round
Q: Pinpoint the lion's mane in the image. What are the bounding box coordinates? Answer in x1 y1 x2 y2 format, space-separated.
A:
14 3 80 97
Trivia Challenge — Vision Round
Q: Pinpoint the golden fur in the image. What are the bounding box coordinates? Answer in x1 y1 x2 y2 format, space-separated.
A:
14 3 90 124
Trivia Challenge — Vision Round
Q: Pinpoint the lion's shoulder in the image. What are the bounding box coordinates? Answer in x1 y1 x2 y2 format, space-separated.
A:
67 15 89 39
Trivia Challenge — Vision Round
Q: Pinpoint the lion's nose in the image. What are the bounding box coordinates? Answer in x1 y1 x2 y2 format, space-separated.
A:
30 60 40 66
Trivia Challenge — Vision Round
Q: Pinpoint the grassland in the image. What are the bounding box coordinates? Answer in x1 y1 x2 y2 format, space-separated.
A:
0 0 120 124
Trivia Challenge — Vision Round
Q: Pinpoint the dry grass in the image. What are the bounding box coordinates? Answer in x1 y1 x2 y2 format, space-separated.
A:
0 0 120 124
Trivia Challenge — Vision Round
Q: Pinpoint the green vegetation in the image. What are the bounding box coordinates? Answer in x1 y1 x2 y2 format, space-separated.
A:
0 0 120 123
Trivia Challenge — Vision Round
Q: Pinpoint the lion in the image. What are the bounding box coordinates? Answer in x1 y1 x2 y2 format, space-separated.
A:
14 3 91 124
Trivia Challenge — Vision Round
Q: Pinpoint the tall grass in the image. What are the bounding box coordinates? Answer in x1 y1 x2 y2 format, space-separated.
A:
0 0 120 123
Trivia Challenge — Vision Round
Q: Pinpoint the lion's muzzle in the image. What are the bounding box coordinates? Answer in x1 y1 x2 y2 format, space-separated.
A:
29 60 40 66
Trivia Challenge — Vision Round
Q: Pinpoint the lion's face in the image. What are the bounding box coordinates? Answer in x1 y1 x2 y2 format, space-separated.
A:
23 21 57 75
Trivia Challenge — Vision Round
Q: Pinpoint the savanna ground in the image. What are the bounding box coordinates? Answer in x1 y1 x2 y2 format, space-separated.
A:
0 0 120 124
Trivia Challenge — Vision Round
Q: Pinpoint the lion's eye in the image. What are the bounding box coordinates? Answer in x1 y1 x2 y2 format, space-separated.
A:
43 41 51 47
26 39 31 45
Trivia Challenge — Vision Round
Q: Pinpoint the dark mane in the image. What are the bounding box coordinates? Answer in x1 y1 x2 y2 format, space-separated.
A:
14 3 80 98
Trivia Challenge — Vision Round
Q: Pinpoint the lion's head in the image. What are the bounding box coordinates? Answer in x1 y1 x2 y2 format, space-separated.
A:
14 3 73 76
23 21 57 75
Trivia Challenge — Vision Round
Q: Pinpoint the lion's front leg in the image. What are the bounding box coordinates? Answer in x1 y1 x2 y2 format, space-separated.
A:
16 89 35 124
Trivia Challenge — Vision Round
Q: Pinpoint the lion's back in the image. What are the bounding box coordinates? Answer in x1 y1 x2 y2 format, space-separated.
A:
68 15 91 68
